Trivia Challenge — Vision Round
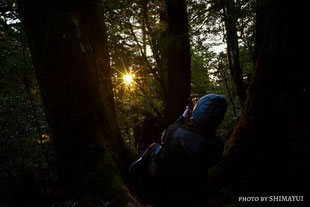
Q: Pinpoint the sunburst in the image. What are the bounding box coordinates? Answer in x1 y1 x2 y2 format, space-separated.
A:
123 74 134 85
112 62 145 89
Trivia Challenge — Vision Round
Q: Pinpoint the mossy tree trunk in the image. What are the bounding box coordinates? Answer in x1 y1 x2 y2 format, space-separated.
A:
164 0 191 124
17 0 139 205
219 0 309 195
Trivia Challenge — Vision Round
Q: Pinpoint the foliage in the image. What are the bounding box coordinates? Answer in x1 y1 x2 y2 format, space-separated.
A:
103 0 168 152
0 3 55 205
101 0 256 152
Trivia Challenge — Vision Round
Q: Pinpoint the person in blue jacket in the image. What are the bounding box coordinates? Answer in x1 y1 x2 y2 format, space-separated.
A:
129 94 227 206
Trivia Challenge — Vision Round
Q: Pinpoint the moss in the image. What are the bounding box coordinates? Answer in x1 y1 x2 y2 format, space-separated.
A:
85 147 139 206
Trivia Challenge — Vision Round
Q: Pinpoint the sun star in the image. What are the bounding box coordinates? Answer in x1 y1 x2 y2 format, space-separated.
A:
123 74 134 85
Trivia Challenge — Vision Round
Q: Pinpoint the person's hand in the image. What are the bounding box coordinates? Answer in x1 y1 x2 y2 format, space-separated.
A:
182 106 190 118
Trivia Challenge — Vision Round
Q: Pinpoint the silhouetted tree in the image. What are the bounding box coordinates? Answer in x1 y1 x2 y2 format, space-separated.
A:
219 0 309 196
221 0 247 108
17 0 139 205
164 0 191 123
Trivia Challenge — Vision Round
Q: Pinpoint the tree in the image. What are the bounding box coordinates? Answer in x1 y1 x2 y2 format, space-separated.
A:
221 0 247 108
217 0 309 195
164 0 191 123
17 0 139 205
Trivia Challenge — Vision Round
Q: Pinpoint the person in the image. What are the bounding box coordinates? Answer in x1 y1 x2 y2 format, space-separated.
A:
129 94 227 206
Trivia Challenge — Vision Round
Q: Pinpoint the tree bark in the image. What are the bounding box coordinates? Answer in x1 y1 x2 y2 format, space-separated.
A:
218 0 309 195
165 0 191 124
17 0 138 205
221 0 247 109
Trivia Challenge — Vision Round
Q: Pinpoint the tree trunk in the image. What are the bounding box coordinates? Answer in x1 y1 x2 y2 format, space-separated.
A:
218 0 309 196
17 0 138 205
165 0 191 124
142 0 169 109
252 0 265 66
221 0 247 109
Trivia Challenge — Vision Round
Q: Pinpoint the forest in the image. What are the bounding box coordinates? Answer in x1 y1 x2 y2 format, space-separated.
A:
0 0 309 206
